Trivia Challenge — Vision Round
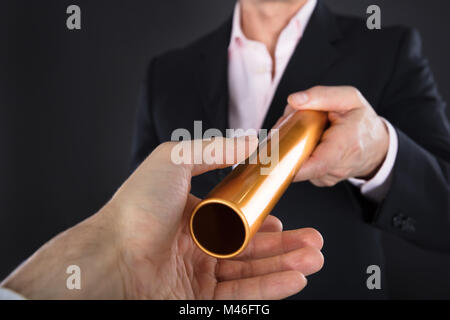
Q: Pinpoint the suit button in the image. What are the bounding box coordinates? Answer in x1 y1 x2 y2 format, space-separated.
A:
403 217 416 232
392 214 403 228
392 214 416 233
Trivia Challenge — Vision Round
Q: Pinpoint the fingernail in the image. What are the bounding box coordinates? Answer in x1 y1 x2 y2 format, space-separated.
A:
290 92 308 105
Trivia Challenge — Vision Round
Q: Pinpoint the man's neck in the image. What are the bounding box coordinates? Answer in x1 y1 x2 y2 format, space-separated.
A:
240 0 308 58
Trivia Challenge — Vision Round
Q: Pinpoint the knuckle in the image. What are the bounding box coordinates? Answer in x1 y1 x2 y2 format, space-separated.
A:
347 86 360 96
284 105 293 115
157 141 174 151
352 138 363 153
297 247 324 274
351 139 365 161
230 277 241 298
320 176 338 187
316 163 328 178
311 179 325 187
156 141 177 159
244 261 255 279
344 167 353 178
324 180 337 187
331 167 352 180
310 85 325 96
301 228 324 250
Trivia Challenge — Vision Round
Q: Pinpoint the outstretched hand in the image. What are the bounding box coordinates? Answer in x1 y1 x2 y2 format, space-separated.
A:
285 86 389 187
2 136 324 300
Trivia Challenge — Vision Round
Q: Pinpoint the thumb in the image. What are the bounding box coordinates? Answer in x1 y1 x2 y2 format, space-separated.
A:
287 86 364 113
171 135 259 176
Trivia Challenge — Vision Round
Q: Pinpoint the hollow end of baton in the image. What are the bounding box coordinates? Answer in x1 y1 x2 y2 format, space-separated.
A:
190 199 250 259
189 110 328 260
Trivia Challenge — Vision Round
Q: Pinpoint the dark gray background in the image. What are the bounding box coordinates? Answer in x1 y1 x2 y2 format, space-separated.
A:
0 0 449 298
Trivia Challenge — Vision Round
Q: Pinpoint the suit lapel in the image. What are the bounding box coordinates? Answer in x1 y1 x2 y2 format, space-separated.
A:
196 19 232 134
262 0 343 130
193 2 342 180
196 19 233 180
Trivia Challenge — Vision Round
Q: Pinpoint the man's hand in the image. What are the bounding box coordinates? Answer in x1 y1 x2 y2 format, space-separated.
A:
2 136 324 300
286 86 389 187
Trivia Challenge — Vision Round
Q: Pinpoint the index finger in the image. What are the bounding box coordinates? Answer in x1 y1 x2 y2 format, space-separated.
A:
233 228 324 260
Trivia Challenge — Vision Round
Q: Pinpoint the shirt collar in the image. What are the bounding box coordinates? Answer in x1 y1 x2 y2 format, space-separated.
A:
228 0 317 50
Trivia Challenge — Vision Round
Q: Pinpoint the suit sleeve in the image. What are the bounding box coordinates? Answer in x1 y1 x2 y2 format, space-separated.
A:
372 28 450 253
130 58 161 172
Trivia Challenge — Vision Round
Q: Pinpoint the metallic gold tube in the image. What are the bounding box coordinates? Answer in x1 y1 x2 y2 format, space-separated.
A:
190 110 327 259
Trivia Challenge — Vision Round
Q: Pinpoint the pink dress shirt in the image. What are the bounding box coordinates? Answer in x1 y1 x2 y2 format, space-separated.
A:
227 0 398 202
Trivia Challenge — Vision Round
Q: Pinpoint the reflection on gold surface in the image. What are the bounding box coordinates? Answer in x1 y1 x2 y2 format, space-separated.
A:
190 110 327 259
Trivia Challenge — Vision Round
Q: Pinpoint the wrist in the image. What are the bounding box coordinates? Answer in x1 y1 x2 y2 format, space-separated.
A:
1 211 124 299
359 117 389 179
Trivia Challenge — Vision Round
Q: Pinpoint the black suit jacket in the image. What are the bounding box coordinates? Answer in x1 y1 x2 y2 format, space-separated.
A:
131 1 450 299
